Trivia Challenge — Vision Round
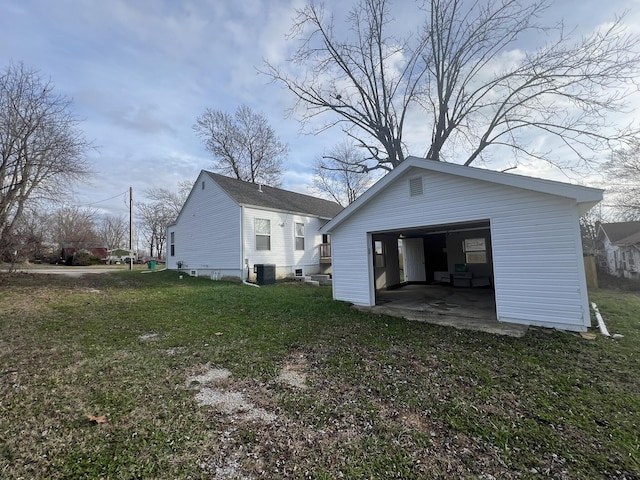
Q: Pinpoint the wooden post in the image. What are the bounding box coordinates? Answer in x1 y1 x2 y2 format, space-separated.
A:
583 255 598 289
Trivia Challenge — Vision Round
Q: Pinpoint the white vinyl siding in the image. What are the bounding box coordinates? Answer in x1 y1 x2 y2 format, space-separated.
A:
242 207 324 276
330 167 591 331
166 172 241 274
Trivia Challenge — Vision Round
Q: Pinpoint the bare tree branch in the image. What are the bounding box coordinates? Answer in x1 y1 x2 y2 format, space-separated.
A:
193 105 288 186
263 0 427 169
604 141 640 220
263 0 640 175
311 140 378 206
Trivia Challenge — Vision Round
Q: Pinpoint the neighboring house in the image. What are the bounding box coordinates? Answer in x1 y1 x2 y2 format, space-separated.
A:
597 221 640 280
166 171 342 280
321 156 603 333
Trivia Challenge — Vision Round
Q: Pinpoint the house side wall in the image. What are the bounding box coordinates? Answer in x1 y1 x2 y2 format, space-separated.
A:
601 236 619 276
167 173 242 277
242 206 325 278
330 168 590 331
600 237 640 279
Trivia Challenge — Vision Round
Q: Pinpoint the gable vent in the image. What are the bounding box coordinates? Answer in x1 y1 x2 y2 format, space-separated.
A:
409 176 423 197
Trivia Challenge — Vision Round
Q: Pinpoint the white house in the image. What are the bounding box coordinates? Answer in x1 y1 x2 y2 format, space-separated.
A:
597 221 640 280
166 171 342 281
320 157 603 333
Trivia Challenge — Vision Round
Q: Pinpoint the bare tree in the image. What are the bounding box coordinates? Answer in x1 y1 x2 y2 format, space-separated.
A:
51 206 100 251
97 214 128 250
604 141 640 220
193 105 288 186
264 0 640 173
136 187 188 258
0 63 92 258
312 141 377 206
143 187 186 217
264 0 424 171
1 206 51 270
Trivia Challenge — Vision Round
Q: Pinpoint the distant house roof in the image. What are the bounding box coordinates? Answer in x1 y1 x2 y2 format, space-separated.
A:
599 221 640 245
205 171 343 219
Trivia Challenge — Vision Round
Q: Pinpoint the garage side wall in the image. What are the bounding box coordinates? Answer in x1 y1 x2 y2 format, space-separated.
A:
330 168 590 331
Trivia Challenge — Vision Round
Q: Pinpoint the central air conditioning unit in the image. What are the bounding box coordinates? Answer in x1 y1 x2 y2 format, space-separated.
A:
189 269 198 277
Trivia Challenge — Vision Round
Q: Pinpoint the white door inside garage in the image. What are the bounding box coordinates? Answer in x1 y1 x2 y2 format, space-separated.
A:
403 237 426 282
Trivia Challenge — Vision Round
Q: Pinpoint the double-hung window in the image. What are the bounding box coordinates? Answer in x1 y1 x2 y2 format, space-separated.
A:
170 231 175 257
295 223 305 250
255 218 271 250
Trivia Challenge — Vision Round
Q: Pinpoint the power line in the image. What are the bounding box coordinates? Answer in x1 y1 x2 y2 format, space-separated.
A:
75 190 129 208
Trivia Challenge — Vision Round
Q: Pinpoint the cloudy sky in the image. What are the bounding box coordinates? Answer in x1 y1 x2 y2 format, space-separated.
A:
1 0 638 217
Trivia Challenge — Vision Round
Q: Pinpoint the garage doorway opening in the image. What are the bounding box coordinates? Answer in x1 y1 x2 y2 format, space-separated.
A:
371 219 497 320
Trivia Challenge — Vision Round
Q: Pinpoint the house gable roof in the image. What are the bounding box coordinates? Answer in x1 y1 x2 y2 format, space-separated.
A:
204 171 343 219
321 156 604 233
598 221 640 245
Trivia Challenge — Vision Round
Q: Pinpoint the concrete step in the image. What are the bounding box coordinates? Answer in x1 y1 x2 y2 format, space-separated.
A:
310 274 332 286
291 275 313 282
304 280 320 287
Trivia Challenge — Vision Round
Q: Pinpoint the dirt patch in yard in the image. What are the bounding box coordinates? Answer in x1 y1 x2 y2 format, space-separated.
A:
182 352 517 479
275 349 309 390
186 366 277 423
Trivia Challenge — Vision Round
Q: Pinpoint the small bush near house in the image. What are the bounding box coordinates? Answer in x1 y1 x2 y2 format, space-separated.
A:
70 252 102 266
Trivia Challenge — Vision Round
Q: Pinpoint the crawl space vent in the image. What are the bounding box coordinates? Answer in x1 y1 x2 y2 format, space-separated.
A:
189 269 198 277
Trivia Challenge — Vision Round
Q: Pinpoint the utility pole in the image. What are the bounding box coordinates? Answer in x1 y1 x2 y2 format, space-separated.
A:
129 186 133 271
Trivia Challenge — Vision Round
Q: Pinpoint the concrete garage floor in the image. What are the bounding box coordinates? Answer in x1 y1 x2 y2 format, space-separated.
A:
356 283 528 337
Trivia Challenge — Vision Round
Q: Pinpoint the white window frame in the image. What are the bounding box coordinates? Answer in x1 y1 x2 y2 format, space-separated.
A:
463 237 487 264
255 218 271 251
295 222 305 251
374 240 385 268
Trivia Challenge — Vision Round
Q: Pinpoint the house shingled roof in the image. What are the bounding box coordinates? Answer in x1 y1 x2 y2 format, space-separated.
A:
599 221 640 245
204 171 343 219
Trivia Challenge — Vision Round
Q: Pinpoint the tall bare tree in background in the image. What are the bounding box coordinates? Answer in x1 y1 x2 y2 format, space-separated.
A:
97 214 128 250
312 141 377 206
137 187 188 258
0 63 91 258
194 105 288 186
51 206 100 251
604 141 640 220
265 0 640 174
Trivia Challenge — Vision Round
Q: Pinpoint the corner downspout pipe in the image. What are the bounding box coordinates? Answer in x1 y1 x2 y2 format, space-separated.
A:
591 302 610 337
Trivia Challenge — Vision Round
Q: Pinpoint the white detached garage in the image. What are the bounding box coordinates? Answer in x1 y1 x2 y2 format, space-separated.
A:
320 157 603 333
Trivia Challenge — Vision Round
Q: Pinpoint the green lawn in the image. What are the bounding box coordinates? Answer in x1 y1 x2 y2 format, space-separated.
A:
0 271 638 479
